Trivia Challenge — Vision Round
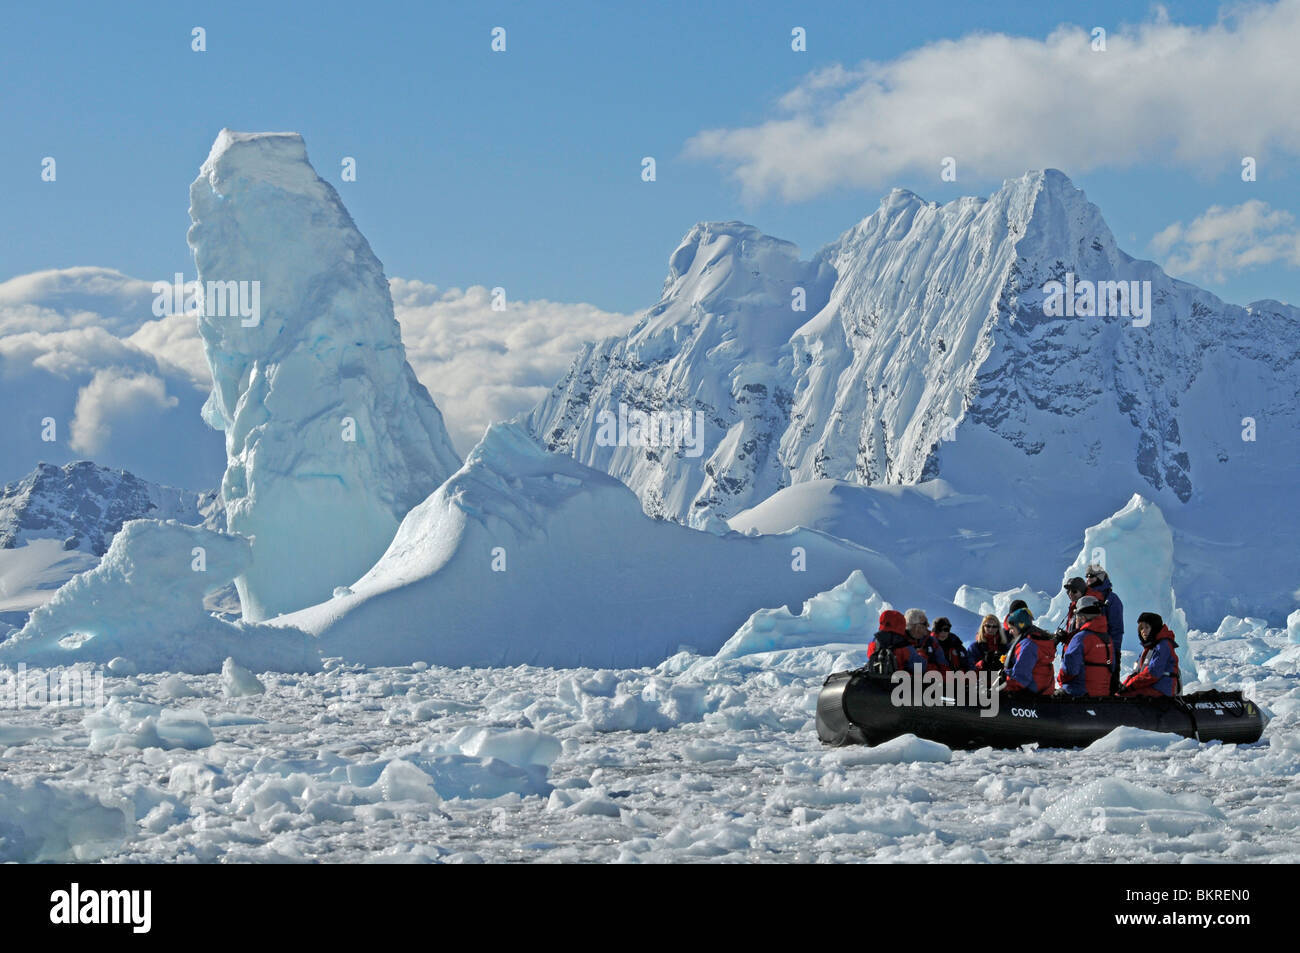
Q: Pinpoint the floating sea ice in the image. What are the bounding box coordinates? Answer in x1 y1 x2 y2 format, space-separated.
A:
156 674 201 699
1041 777 1223 837
221 657 265 698
826 733 953 765
953 583 1050 621
371 759 442 806
1266 644 1300 675
84 699 215 751
1086 726 1188 753
0 520 320 674
0 778 131 862
547 790 620 817
106 657 137 676
453 727 561 767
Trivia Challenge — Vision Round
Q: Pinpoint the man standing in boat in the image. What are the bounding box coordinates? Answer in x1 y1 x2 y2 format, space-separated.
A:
1085 564 1125 694
1058 577 1089 637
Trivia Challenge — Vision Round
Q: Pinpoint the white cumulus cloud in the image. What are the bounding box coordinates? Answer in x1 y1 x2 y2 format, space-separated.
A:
69 369 180 455
1 267 636 464
1151 200 1300 282
0 267 159 335
389 278 636 454
125 311 210 385
687 2 1300 200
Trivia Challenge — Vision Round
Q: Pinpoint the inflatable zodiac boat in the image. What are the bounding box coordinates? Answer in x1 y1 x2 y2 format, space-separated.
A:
816 670 1266 749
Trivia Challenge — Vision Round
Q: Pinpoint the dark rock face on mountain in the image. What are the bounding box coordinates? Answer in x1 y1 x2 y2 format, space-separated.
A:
0 462 215 556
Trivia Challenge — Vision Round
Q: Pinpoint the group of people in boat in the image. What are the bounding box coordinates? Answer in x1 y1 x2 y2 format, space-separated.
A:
864 564 1183 698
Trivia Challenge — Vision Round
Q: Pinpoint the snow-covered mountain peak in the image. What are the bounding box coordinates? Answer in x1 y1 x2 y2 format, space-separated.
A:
641 220 835 352
877 185 934 213
528 171 1300 622
663 221 781 283
0 461 213 556
1006 168 1120 267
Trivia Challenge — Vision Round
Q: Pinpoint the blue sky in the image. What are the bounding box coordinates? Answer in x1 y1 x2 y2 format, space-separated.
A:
4 0 1300 312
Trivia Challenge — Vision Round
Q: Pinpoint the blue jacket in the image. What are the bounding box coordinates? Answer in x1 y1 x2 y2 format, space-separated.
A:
1005 630 1055 693
968 636 1007 671
1006 637 1040 689
1121 630 1181 697
1092 579 1124 665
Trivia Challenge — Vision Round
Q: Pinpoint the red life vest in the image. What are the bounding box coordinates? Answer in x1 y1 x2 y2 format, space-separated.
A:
1078 616 1113 696
1008 629 1056 693
1027 630 1056 693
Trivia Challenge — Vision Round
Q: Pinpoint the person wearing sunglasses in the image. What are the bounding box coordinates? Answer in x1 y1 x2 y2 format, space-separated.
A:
969 614 1007 673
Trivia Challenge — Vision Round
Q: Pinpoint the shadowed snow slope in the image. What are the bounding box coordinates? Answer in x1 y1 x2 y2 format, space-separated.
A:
188 130 462 621
0 520 319 673
276 423 976 668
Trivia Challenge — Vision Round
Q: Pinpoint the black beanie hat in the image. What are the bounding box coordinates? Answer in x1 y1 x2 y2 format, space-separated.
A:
1137 612 1164 636
932 617 952 633
1008 599 1029 614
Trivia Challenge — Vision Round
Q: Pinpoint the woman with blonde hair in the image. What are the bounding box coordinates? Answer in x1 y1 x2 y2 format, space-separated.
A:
969 613 1008 672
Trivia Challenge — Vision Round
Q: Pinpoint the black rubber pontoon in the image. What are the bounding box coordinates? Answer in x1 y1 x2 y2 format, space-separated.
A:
816 670 1266 749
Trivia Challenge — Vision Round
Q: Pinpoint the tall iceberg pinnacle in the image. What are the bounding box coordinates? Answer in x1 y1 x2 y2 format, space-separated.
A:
188 130 462 620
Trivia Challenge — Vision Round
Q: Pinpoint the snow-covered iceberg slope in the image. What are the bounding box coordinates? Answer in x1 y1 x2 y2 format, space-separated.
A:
726 478 1064 608
276 423 974 668
189 130 462 621
0 520 319 673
